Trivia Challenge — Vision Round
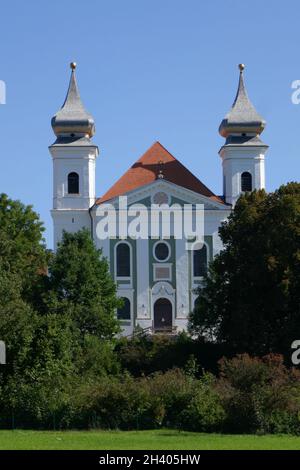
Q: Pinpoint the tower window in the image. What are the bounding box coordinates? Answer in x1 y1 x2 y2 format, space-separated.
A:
116 243 131 277
193 244 208 278
241 172 252 192
68 172 79 194
117 297 131 320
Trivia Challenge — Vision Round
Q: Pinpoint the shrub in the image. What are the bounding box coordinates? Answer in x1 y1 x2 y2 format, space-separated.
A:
72 369 201 430
72 368 226 432
74 374 154 430
145 369 194 427
179 373 225 432
217 354 300 434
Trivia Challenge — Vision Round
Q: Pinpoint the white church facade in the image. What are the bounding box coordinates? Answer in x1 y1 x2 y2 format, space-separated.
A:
50 63 268 336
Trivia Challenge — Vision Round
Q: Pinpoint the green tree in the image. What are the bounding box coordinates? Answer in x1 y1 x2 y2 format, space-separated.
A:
45 229 120 339
0 267 38 380
0 198 121 428
0 265 76 428
0 193 48 300
189 183 300 356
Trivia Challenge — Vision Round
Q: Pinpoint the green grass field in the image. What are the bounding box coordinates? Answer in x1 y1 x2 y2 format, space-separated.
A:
0 430 299 450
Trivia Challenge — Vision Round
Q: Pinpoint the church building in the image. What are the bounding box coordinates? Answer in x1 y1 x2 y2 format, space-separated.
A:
49 63 268 336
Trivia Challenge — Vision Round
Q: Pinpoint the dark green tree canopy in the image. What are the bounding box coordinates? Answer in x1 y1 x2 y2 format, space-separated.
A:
189 183 300 356
46 229 120 339
0 193 48 297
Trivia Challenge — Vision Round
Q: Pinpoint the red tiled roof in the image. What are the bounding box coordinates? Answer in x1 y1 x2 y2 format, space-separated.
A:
96 142 225 205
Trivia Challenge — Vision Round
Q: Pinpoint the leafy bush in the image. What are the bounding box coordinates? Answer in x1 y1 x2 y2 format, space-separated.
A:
71 368 226 432
179 373 225 432
217 354 300 434
144 369 194 427
1 354 300 434
75 369 193 430
75 374 152 430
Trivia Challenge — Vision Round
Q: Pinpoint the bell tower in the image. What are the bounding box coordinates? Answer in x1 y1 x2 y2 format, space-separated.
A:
49 63 99 248
219 64 268 206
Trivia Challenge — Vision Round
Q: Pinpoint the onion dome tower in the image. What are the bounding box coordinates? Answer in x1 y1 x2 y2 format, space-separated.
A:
219 64 268 206
49 63 99 248
51 62 95 141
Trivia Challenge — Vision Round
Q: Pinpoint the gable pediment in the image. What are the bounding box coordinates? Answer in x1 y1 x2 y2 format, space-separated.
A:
94 179 229 211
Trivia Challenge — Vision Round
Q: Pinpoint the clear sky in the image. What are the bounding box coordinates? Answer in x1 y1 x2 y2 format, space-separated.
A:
0 0 299 247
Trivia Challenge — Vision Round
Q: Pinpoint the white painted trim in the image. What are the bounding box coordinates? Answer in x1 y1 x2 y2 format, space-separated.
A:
153 297 174 330
116 289 134 323
94 178 228 210
136 238 150 320
114 240 133 286
191 240 210 284
175 237 189 319
151 281 175 327
49 146 99 159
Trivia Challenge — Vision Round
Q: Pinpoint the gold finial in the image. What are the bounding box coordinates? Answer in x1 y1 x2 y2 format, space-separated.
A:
70 62 77 70
238 63 245 72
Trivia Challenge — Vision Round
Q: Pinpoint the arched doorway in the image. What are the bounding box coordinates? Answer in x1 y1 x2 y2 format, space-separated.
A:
153 298 173 332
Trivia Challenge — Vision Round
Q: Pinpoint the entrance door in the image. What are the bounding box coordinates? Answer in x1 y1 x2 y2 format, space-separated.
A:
154 298 172 332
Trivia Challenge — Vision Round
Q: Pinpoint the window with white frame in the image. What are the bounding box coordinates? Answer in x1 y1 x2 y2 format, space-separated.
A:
153 241 170 262
117 297 131 320
116 242 131 278
193 243 208 278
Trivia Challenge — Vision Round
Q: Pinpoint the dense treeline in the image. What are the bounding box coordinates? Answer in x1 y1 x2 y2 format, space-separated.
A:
0 184 299 433
190 183 300 357
1 352 300 434
0 194 120 429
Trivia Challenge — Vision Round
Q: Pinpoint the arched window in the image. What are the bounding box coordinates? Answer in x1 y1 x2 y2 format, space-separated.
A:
68 172 79 194
117 297 131 320
193 244 208 278
116 243 131 277
241 172 252 192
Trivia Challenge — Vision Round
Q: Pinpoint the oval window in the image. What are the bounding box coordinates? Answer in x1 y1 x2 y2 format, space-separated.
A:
154 242 170 262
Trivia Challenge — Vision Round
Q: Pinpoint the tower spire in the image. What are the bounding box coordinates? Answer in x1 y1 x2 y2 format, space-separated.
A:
219 64 266 139
218 64 268 207
49 63 99 249
51 62 95 141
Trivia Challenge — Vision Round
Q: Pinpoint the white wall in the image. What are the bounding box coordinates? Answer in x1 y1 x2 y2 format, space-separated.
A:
136 238 150 320
51 209 91 247
220 145 268 206
90 180 232 335
49 144 98 249
175 237 189 319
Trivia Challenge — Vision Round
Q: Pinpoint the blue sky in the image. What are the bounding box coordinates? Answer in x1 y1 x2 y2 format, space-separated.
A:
0 0 299 247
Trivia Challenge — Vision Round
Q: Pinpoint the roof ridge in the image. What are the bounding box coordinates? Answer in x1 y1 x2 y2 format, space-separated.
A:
95 143 225 205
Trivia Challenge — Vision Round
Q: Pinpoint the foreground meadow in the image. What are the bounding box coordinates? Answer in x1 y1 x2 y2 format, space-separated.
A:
0 430 299 450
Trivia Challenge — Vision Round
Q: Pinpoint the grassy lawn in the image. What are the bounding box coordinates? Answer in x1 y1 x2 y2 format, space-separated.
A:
0 430 299 450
